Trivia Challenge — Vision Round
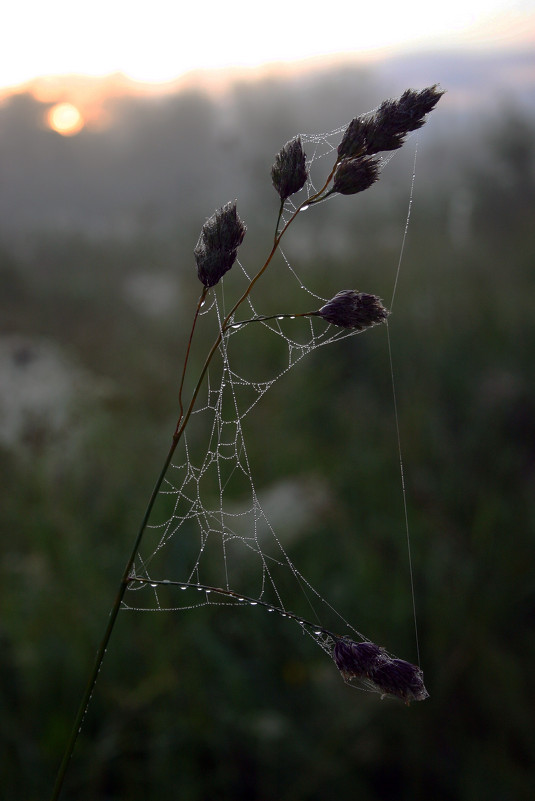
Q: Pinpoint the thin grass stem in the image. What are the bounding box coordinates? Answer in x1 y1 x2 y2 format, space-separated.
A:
50 438 178 801
51 154 340 801
273 199 284 244
176 286 208 431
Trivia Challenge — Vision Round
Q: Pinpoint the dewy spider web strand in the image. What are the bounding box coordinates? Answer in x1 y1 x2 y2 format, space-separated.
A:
128 311 364 636
387 140 421 667
126 131 421 666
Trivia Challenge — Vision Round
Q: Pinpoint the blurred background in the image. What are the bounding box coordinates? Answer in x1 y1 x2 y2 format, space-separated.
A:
1 1 534 799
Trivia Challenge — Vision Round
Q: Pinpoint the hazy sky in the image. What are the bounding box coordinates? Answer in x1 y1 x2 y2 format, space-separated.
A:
3 0 534 90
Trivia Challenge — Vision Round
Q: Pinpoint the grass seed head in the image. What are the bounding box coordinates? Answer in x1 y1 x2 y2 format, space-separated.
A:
365 84 445 154
333 638 384 678
194 201 246 288
332 156 380 195
333 637 429 703
318 290 389 330
338 85 444 158
369 658 429 703
271 136 308 201
337 116 375 160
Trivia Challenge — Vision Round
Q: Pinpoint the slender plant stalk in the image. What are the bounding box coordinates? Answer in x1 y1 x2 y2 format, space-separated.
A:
50 159 338 801
273 199 284 243
50 439 178 801
176 286 208 428
171 167 337 443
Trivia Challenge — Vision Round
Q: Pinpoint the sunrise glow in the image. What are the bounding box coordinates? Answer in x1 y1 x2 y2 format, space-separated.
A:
47 102 85 136
2 0 533 95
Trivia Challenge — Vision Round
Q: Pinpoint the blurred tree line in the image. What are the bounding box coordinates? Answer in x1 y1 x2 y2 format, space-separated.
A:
0 71 534 800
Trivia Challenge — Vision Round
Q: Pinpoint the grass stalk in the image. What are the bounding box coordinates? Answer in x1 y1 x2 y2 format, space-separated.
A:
50 156 337 801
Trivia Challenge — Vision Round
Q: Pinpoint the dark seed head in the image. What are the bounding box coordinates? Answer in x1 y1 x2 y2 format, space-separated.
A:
194 247 238 289
332 156 380 196
396 85 445 132
194 201 246 288
365 85 444 155
271 136 308 201
198 200 246 253
337 116 375 160
369 658 429 703
318 290 389 330
333 637 429 703
333 638 384 679
338 85 444 158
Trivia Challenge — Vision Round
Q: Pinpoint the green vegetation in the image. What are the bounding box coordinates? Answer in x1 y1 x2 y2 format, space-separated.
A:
1 96 534 800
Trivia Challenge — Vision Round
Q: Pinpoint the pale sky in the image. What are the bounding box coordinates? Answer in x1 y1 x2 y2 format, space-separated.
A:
2 0 534 90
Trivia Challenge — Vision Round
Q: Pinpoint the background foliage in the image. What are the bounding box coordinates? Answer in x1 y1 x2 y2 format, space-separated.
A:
1 58 534 799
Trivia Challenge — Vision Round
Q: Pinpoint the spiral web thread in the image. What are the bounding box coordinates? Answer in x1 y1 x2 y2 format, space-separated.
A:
123 123 415 676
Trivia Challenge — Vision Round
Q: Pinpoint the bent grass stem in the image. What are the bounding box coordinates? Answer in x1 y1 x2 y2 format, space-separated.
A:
50 439 178 801
51 168 338 801
176 286 208 429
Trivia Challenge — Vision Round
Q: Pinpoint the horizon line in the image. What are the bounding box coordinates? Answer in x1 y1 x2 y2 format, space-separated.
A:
1 39 532 102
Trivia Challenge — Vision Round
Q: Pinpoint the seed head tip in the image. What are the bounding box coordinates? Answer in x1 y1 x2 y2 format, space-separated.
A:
338 85 444 159
194 201 246 288
318 290 389 330
333 637 428 703
271 136 308 201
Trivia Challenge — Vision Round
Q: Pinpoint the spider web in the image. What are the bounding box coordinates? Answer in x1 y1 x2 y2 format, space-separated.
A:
123 122 416 672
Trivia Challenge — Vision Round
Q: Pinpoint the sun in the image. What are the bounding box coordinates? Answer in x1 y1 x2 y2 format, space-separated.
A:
47 102 84 136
